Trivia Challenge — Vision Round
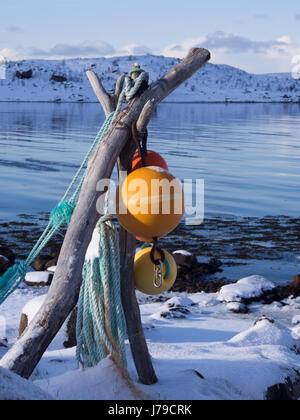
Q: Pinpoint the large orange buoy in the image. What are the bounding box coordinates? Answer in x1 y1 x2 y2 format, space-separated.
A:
116 166 184 240
132 150 168 172
134 247 177 295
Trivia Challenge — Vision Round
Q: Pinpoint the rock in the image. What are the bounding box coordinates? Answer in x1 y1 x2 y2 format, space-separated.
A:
15 69 33 79
24 271 53 287
218 275 276 304
0 247 15 265
226 302 248 314
291 274 300 295
0 338 8 348
0 247 15 275
266 371 300 400
170 254 224 294
49 247 60 259
0 256 11 276
50 74 67 82
172 250 198 269
31 255 53 271
63 307 77 348
19 313 28 337
44 258 58 270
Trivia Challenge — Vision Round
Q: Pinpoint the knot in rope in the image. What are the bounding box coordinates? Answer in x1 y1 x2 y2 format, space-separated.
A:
50 201 76 226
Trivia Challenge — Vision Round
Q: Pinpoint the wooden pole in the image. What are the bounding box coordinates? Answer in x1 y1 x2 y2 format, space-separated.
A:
0 48 210 380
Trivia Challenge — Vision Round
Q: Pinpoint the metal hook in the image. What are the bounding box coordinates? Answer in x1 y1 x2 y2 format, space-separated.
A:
153 260 164 288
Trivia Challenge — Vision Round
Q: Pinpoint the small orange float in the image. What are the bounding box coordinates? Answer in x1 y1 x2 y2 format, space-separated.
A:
132 150 168 172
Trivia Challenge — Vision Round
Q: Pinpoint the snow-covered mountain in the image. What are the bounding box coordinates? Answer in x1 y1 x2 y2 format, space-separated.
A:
0 54 299 103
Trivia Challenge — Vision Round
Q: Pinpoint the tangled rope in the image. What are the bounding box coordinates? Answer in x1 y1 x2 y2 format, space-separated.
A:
0 112 115 305
113 70 149 121
76 193 127 368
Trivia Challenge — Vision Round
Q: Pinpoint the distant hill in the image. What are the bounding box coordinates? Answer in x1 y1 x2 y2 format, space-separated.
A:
0 55 299 103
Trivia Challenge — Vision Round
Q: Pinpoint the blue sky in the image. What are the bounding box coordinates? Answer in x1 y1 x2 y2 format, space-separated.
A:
1 0 300 73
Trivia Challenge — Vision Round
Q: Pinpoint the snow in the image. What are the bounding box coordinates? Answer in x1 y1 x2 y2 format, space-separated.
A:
173 250 193 257
229 318 298 349
25 271 50 285
0 273 299 400
1 55 299 103
46 266 56 273
0 366 52 400
218 275 276 303
22 296 46 323
37 357 143 400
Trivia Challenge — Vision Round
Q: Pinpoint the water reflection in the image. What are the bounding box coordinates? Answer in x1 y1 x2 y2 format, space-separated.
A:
0 102 299 220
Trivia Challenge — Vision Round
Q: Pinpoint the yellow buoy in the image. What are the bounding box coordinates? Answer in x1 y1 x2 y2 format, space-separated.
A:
116 166 184 240
134 247 177 295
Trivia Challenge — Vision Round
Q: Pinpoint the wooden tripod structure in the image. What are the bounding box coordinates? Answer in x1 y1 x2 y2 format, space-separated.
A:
0 48 210 385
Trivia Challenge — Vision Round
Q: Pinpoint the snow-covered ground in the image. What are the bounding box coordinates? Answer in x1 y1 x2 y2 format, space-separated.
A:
0 275 299 400
0 55 299 103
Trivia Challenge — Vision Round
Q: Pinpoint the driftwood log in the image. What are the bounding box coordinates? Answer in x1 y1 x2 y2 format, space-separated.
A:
0 48 211 382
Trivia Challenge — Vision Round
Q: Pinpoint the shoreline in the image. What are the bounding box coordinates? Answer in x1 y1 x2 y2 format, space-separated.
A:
1 213 299 287
0 100 300 104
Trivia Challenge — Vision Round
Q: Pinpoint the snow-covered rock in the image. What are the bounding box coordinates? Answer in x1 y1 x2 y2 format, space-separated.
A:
25 271 52 287
229 318 297 350
1 55 299 103
218 275 276 303
0 366 52 400
22 295 46 324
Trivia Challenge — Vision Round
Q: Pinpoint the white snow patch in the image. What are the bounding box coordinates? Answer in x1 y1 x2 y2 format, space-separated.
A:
218 275 276 303
0 366 52 400
85 226 100 262
173 250 193 257
25 271 50 285
37 357 143 400
22 295 46 323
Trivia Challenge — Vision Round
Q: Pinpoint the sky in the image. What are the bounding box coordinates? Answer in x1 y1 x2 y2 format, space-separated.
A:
0 0 300 73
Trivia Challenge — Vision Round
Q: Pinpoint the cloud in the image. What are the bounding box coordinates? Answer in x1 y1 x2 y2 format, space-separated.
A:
5 26 23 33
29 41 116 58
163 32 291 57
295 14 300 20
253 14 269 20
120 44 153 56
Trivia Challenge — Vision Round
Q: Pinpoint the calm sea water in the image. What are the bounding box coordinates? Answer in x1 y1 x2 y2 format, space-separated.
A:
0 102 299 221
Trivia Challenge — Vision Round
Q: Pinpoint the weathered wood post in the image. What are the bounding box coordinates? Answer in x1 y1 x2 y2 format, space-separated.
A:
0 49 211 383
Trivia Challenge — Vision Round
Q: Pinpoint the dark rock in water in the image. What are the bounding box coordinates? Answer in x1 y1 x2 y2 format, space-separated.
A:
31 255 53 271
64 307 77 349
50 75 67 82
172 251 198 270
266 371 300 400
0 247 15 275
0 247 15 266
171 255 224 293
15 70 33 79
291 274 300 294
0 255 11 276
